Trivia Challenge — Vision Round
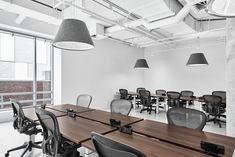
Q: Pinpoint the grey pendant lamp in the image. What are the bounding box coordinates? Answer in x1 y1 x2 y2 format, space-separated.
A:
207 0 235 18
53 19 94 51
134 59 149 69
186 53 208 66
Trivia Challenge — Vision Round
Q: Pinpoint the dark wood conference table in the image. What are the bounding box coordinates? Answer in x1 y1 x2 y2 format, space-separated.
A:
132 120 235 157
23 106 67 122
47 104 95 113
56 116 116 143
23 104 235 157
77 109 143 127
82 131 211 157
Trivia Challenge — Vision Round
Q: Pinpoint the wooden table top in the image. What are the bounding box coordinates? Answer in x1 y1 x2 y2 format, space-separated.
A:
77 109 143 127
132 120 235 157
23 107 67 122
47 104 95 113
82 131 211 157
56 116 117 144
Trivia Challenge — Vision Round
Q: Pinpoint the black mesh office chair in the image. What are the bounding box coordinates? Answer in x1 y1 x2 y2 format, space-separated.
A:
167 107 207 131
202 95 226 128
212 91 226 108
110 99 132 116
180 90 194 106
5 99 42 157
135 87 145 108
167 91 181 108
91 132 147 157
155 89 166 109
139 90 156 114
35 108 80 157
76 94 92 108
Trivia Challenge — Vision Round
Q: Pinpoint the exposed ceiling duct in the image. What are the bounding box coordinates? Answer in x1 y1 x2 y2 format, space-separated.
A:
0 0 227 48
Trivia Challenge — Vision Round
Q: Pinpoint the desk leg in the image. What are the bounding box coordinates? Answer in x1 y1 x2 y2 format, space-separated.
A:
156 97 159 114
186 101 189 108
164 100 167 112
133 96 136 110
199 102 202 111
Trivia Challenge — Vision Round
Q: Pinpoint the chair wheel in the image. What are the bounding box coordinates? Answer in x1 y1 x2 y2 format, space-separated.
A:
5 153 9 157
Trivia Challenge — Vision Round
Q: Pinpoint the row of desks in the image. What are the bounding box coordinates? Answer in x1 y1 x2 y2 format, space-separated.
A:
23 104 235 157
127 91 206 109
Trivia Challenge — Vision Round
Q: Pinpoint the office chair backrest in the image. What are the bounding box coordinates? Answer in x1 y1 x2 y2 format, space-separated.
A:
136 87 145 94
167 107 207 130
10 99 26 132
110 99 132 116
212 91 226 102
119 89 129 99
35 108 61 156
156 89 166 101
139 90 151 106
180 91 194 97
156 89 166 95
91 132 147 157
167 91 181 107
76 94 92 108
203 95 222 115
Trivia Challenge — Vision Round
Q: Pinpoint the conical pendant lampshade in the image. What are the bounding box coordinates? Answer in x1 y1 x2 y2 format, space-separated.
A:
53 19 94 51
134 59 149 69
207 0 235 17
186 53 208 66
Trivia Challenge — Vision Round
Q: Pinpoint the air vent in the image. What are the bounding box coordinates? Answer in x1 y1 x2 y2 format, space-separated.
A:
195 1 207 10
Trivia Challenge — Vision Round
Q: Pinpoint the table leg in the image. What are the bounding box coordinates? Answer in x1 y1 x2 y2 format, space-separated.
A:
156 97 159 114
186 101 189 108
133 96 136 110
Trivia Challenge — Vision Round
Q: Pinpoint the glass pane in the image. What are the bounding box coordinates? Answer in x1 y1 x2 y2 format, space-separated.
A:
15 36 34 63
36 39 52 105
0 35 34 110
0 33 14 61
36 39 51 81
0 81 33 109
0 62 15 79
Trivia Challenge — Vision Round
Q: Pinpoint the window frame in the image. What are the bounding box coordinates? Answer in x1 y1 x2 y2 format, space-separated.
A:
0 30 54 110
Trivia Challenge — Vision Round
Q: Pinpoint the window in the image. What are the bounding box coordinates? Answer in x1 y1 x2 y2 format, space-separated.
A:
0 31 53 110
36 39 52 105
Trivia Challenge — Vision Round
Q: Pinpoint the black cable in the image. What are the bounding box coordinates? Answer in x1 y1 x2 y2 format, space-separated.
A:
31 0 62 12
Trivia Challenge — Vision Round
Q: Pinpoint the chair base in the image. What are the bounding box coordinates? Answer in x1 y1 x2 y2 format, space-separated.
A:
140 106 156 114
207 117 226 128
5 140 42 157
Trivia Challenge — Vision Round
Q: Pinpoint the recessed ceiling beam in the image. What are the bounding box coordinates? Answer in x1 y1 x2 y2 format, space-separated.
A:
53 1 64 9
0 0 61 25
15 14 26 24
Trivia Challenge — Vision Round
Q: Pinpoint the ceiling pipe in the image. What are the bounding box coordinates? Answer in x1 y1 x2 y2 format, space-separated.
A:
99 0 170 39
106 4 190 33
61 0 163 42
106 0 207 33
140 28 225 47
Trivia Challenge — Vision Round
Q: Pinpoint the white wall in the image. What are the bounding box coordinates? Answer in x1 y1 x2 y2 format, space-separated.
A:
144 38 226 96
62 39 144 109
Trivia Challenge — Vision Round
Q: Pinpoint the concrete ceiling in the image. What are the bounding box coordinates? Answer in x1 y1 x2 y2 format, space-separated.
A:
0 0 227 48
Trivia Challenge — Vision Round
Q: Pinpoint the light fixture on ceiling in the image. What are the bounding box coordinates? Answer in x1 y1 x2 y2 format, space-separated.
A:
207 0 235 17
134 59 149 69
186 53 208 66
52 19 94 51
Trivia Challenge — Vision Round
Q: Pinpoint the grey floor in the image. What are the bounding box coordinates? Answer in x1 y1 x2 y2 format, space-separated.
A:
0 103 226 157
